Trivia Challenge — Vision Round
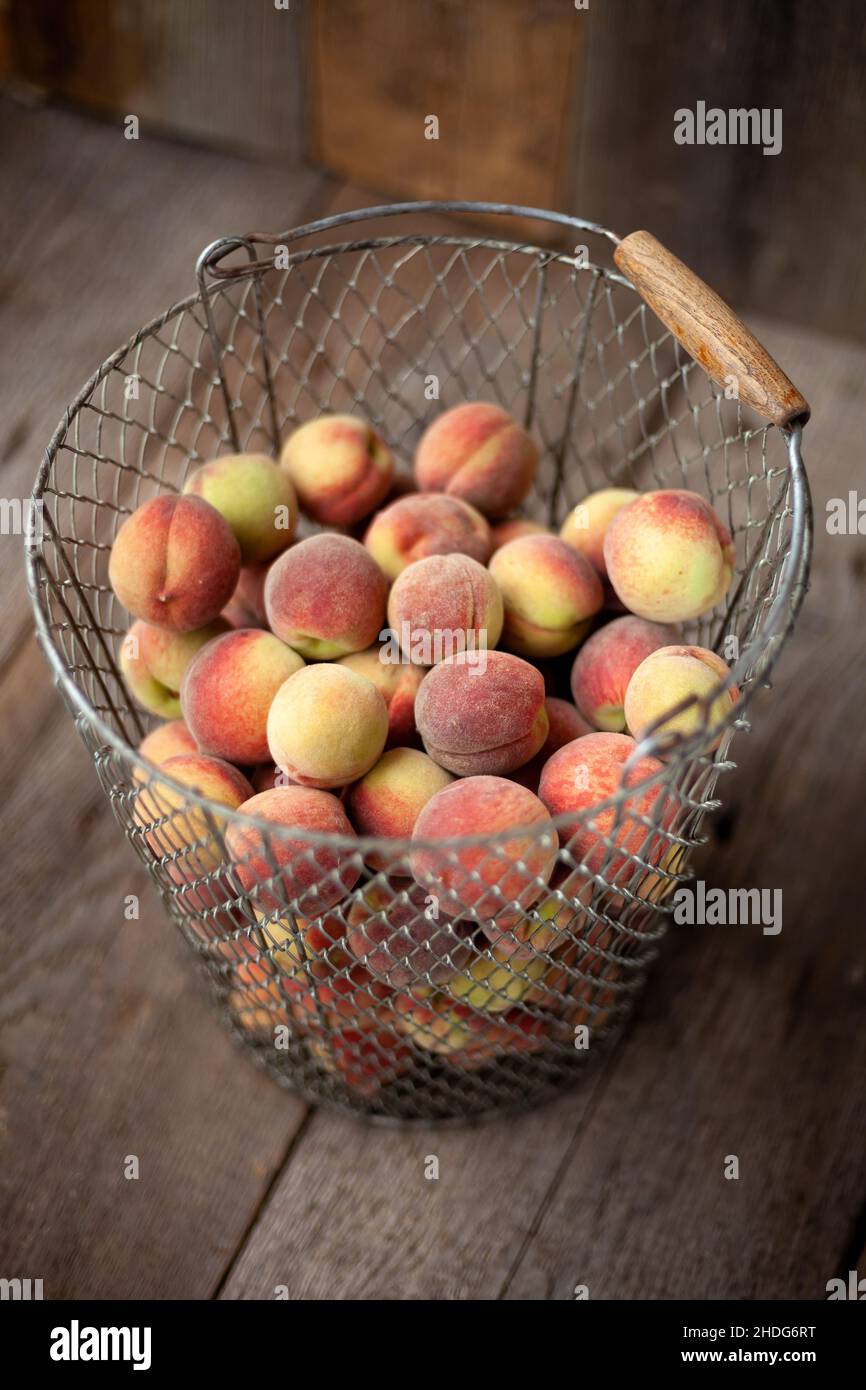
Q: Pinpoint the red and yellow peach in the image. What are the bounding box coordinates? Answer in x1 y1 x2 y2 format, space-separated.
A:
604 489 735 622
181 628 304 765
414 402 538 518
265 533 388 659
488 533 603 657
570 615 677 732
364 492 492 579
183 452 297 564
414 650 548 776
280 414 394 525
267 662 389 789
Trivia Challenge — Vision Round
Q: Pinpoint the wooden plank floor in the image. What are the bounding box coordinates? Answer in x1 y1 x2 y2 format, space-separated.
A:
1 97 864 1301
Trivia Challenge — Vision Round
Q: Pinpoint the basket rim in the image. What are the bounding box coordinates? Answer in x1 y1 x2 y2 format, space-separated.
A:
25 202 813 856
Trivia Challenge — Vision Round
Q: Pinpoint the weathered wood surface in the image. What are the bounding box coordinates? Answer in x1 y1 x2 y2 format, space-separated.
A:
1 97 864 1300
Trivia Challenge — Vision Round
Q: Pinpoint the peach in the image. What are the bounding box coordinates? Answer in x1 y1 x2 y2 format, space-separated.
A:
570 615 678 732
364 492 492 579
280 414 394 525
345 748 453 870
346 881 471 989
414 402 538 518
222 563 270 628
479 868 592 963
604 489 735 622
386 553 503 666
307 1022 412 1095
446 946 548 1013
509 697 593 791
135 719 197 778
414 651 548 776
490 518 549 552
488 533 603 657
411 775 558 921
133 751 253 874
393 994 481 1055
255 909 347 974
120 617 229 718
441 1009 549 1068
182 452 297 564
267 663 389 788
181 627 304 765
109 493 241 631
265 533 388 659
335 645 425 748
538 731 668 881
623 644 739 750
559 487 639 579
224 786 360 916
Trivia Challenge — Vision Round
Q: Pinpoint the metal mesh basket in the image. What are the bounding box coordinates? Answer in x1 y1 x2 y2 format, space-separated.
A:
26 202 811 1124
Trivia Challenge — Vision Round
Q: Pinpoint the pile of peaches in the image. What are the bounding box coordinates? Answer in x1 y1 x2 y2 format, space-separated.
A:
110 402 738 1094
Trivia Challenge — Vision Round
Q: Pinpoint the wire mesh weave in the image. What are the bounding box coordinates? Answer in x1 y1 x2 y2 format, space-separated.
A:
27 203 811 1124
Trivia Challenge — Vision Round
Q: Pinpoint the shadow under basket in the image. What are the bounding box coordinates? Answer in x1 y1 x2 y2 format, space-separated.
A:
26 202 812 1124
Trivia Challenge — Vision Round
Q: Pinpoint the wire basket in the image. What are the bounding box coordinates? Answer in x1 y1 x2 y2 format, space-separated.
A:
27 202 811 1124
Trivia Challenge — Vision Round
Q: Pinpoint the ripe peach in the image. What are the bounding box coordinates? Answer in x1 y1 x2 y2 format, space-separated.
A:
267 663 389 788
446 946 549 1013
623 644 739 750
135 719 197 778
346 881 471 989
364 492 491 579
538 731 667 880
386 553 503 665
224 786 360 916
120 617 229 718
280 414 394 525
307 1021 412 1095
180 627 303 765
133 751 252 873
441 1009 549 1068
570 615 677 732
335 645 425 748
108 493 241 631
604 489 735 622
345 748 453 870
559 487 639 579
393 994 480 1055
490 518 549 552
488 533 603 657
255 909 347 974
183 452 297 565
509 697 593 791
411 775 558 921
415 402 538 518
414 650 548 776
265 533 388 659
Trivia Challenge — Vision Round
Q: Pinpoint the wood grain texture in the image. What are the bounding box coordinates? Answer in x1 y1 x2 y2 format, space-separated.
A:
614 231 810 427
6 0 307 163
309 0 585 245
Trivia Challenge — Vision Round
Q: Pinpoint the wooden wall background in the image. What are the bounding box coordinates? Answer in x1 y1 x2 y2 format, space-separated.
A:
2 0 864 339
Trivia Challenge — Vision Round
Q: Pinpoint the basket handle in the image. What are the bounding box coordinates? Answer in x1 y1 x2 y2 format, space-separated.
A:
614 231 810 429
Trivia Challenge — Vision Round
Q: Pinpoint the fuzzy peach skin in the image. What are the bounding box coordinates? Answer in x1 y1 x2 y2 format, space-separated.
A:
538 731 667 880
280 414 394 525
346 880 471 990
109 493 241 631
414 402 539 519
221 562 270 628
445 946 549 1013
603 489 735 622
335 645 425 748
414 650 548 776
267 663 389 789
345 748 453 871
180 627 304 765
133 751 253 875
489 518 549 553
411 775 558 921
364 492 492 580
120 616 229 718
265 533 388 659
509 697 593 791
488 533 603 657
559 488 639 578
623 644 739 750
569 615 677 732
254 908 347 976
225 786 360 916
386 553 503 665
479 863 593 962
183 453 297 564
135 720 197 780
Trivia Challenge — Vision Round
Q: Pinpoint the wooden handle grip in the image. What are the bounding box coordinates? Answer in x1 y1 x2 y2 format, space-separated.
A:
614 231 810 428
